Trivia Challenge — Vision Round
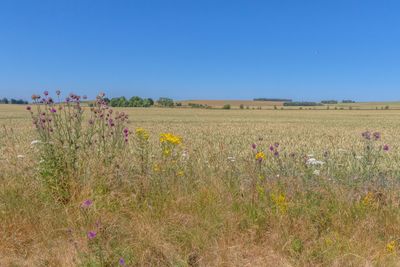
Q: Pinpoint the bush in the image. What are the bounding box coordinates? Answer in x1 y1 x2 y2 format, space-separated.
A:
157 97 174 107
222 104 231 109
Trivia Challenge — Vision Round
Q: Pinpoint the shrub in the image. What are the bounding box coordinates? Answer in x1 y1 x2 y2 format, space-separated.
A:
222 104 231 109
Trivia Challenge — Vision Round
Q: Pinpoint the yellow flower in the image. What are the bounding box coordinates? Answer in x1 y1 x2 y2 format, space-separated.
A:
387 240 396 253
160 133 182 145
362 192 374 206
255 151 266 161
135 128 149 140
177 170 185 177
271 193 288 213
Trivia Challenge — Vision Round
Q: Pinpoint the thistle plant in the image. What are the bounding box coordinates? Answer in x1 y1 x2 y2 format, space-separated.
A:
28 91 129 203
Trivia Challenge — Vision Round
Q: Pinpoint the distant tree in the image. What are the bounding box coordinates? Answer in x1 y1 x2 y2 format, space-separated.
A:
239 104 244 109
254 98 292 102
222 104 231 110
157 97 174 107
342 100 356 103
321 100 338 104
147 98 154 106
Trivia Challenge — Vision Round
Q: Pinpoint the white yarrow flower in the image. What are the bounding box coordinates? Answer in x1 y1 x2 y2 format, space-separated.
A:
31 140 41 145
306 158 324 165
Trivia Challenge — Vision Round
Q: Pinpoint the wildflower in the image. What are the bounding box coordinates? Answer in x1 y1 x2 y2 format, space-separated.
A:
313 170 320 175
271 193 288 213
119 258 126 266
81 199 93 208
387 240 396 253
43 90 49 96
355 155 363 160
274 151 279 157
306 158 324 166
383 144 390 151
362 131 371 140
17 154 25 159
269 145 274 151
160 133 182 145
30 140 41 145
50 107 56 113
56 90 61 96
373 132 381 140
26 106 31 111
274 142 279 148
87 231 97 240
362 192 374 206
227 156 235 162
136 128 149 140
252 143 257 149
255 151 266 162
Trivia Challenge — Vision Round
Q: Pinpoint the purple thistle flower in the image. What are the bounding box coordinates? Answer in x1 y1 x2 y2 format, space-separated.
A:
26 106 31 111
274 151 279 157
274 142 279 148
81 199 93 208
50 107 56 113
119 258 126 266
66 97 71 103
251 143 257 149
269 145 274 152
383 144 390 151
123 128 129 134
43 90 49 96
362 131 371 140
87 231 97 240
373 132 381 140
56 90 61 96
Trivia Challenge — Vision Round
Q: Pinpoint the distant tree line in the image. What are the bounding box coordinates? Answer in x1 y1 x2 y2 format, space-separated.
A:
254 98 292 102
0 97 28 104
283 102 323 106
321 100 338 104
108 96 154 107
342 100 356 103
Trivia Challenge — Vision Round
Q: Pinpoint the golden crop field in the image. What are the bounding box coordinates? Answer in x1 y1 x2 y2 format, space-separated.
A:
2 101 400 266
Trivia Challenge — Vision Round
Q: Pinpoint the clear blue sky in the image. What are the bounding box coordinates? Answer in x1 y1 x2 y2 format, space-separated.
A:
1 0 400 101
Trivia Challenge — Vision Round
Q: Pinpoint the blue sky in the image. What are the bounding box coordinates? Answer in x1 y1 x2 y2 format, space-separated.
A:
1 0 400 101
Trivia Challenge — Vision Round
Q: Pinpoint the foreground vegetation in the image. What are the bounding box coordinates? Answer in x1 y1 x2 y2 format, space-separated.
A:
2 92 400 266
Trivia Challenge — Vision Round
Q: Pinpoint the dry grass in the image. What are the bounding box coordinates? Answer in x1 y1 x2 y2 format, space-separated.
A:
2 104 400 266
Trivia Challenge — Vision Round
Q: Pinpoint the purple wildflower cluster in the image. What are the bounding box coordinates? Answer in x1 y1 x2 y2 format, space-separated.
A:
269 142 280 157
362 131 381 141
89 92 130 145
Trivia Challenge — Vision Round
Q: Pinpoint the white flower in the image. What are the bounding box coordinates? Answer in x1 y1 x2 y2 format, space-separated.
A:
181 150 189 160
17 155 25 159
355 156 363 160
31 140 41 145
313 170 320 175
227 156 235 162
306 158 324 165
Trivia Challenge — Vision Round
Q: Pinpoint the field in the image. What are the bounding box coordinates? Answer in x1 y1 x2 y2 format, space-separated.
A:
2 100 400 266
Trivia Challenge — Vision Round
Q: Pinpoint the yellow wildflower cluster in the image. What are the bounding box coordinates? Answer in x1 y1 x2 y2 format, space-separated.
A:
255 151 266 161
160 133 182 145
387 240 396 253
362 192 374 206
135 127 149 140
271 193 288 213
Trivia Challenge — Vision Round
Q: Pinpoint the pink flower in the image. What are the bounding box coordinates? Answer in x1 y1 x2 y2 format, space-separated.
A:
87 231 97 240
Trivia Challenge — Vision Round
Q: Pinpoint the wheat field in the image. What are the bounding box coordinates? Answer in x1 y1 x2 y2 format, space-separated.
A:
2 102 400 266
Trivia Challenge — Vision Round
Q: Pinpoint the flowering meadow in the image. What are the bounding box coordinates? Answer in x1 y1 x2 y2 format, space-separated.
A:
2 92 400 266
